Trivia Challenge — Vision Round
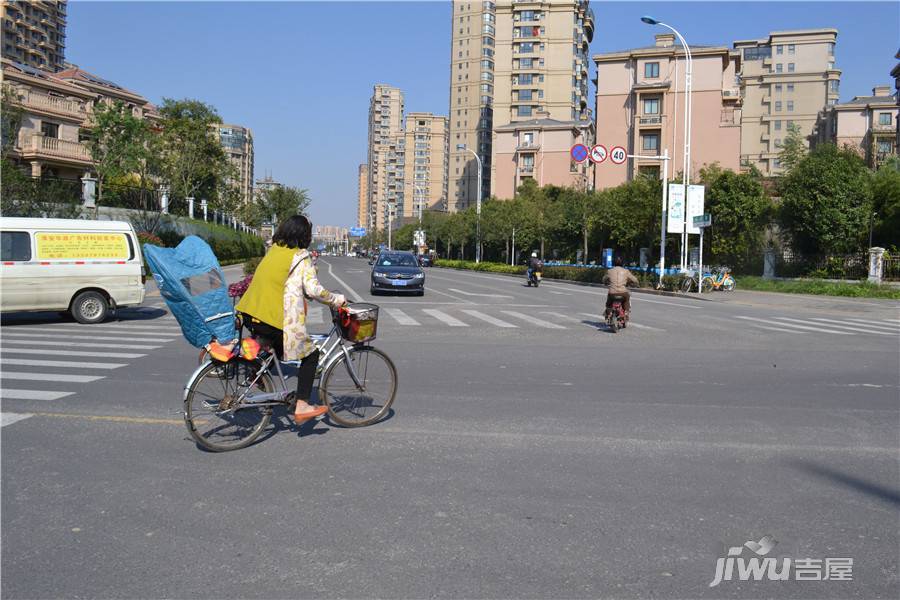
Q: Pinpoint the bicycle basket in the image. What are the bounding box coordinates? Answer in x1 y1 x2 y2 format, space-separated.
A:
337 302 379 343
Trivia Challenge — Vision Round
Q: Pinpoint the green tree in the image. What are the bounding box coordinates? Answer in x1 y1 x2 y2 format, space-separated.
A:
247 185 312 227
86 99 153 205
779 122 808 172
699 163 773 269
556 188 600 263
872 157 900 248
605 176 661 256
779 143 874 256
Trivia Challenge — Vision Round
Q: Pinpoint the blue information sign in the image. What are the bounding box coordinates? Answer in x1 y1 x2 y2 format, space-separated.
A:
603 248 613 268
349 227 367 237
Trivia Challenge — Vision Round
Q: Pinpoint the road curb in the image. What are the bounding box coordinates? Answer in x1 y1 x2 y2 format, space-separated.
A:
432 266 716 301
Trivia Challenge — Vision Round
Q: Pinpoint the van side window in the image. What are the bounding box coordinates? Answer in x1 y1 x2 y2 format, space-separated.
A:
126 234 136 260
1 232 31 261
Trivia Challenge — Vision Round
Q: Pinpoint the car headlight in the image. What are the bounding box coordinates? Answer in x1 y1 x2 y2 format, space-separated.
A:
374 271 388 278
413 273 424 278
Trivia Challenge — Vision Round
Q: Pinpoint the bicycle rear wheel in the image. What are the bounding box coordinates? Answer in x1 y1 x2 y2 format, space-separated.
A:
320 346 397 427
681 276 694 293
184 358 274 451
700 277 714 294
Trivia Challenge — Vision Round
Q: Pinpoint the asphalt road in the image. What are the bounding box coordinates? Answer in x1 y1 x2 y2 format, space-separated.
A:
2 257 898 599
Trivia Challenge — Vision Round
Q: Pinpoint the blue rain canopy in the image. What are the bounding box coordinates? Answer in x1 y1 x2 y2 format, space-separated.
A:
143 235 236 349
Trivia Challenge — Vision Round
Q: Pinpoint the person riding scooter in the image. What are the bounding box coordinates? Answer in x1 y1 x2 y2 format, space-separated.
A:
603 255 639 316
527 251 543 286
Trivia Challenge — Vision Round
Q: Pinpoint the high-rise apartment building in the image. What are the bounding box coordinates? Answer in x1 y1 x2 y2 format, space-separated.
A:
357 163 368 228
212 124 254 206
366 84 404 232
592 34 742 188
403 112 449 221
1 1 67 72
734 29 840 175
447 0 496 211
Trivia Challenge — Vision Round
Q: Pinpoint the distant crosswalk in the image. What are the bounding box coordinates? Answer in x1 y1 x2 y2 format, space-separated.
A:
1 315 181 425
736 315 900 337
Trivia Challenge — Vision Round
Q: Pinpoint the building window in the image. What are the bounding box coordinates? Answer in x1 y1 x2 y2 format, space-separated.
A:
787 84 795 92
644 62 659 78
518 89 533 100
877 140 893 155
480 83 492 93
828 42 835 56
519 57 532 68
776 45 783 55
788 63 795 73
40 121 59 138
775 101 782 112
787 120 794 127
643 98 660 114
518 42 533 53
743 46 772 60
775 84 782 93
775 139 782 148
829 80 839 93
517 105 533 117
481 59 494 69
787 101 794 112
518 73 533 84
774 120 782 131
641 133 660 151
788 44 795 55
775 64 783 73
879 113 893 126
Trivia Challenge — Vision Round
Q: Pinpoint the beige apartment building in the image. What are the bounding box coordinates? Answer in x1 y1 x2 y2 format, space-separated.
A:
592 34 742 188
356 163 367 228
402 112 449 221
449 1 593 208
366 84 404 232
1 1 67 73
812 86 898 168
734 29 840 175
892 49 899 148
211 124 254 205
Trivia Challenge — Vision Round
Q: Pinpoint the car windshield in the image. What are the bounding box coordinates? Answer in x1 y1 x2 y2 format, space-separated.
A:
378 254 417 267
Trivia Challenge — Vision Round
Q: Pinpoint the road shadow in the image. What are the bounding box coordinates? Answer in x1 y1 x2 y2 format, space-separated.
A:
0 307 170 327
787 459 900 507
581 318 620 334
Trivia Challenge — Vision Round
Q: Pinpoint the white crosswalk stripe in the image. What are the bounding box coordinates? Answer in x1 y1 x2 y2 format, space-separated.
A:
460 310 518 328
5 326 179 337
385 308 421 326
1 332 174 343
1 389 74 400
423 309 469 327
736 316 854 335
1 371 104 383
577 313 665 331
1 413 34 427
835 317 900 329
793 318 898 336
500 311 566 329
1 340 162 350
1 358 127 370
748 325 808 335
1 348 147 359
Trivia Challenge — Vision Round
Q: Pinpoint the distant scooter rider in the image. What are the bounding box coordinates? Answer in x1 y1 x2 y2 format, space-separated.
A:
527 251 543 281
603 255 639 315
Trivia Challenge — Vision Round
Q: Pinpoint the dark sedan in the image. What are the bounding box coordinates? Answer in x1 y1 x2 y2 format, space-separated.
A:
370 251 425 296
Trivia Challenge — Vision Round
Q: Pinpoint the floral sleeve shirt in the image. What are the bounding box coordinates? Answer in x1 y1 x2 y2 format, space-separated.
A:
283 249 346 361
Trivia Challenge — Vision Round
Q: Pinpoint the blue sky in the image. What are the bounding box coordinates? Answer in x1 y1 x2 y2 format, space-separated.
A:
67 1 899 227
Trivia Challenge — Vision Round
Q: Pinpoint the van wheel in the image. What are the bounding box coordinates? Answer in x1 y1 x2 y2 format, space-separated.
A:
71 291 109 324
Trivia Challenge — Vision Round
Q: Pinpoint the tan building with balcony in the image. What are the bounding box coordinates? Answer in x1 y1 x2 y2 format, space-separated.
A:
366 84 404 232
492 116 593 199
402 112 448 221
2 0 67 73
734 29 840 175
812 86 898 168
357 163 367 228
211 124 254 205
449 0 593 209
592 34 742 188
892 49 899 149
2 58 93 178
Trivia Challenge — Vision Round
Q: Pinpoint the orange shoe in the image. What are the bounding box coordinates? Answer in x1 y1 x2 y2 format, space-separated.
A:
293 405 328 424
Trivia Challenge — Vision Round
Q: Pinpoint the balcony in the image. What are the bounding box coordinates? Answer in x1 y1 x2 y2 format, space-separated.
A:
584 8 595 40
17 134 92 165
17 90 87 121
516 141 540 152
519 164 535 173
722 88 741 101
872 122 895 133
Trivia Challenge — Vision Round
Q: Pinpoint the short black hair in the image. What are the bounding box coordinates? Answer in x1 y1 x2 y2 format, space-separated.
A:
272 215 312 249
614 255 624 267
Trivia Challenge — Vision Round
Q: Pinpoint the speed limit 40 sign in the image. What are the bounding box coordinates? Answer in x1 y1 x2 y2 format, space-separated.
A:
609 146 627 164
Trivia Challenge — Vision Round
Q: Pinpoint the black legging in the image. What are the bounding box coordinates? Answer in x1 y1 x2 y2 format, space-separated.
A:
243 317 320 401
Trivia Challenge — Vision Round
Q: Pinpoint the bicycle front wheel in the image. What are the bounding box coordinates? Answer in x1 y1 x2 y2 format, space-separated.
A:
700 277 714 294
681 277 694 293
184 358 274 452
320 346 397 427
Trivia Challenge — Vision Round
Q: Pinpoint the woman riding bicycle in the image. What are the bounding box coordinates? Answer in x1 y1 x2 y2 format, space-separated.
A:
236 215 346 424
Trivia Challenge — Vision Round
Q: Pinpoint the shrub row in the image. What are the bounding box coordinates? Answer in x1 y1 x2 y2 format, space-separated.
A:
138 223 265 263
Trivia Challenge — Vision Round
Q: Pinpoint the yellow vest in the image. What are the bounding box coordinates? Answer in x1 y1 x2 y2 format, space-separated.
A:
235 244 297 329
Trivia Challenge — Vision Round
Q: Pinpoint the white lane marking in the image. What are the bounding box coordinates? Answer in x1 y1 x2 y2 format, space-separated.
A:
48 323 183 333
447 288 514 299
836 317 900 329
1 389 74 401
0 332 174 343
422 287 474 303
548 290 572 296
324 260 363 302
460 310 518 328
1 358 127 370
748 325 808 335
500 311 566 329
631 296 702 309
307 307 324 324
736 316 854 335
422 309 469 327
787 318 896 336
576 312 665 331
1 348 147 359
1 413 34 427
1 372 104 383
0 340 162 350
385 308 421 326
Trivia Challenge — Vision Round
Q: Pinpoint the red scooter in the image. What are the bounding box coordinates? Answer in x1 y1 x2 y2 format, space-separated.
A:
605 295 629 333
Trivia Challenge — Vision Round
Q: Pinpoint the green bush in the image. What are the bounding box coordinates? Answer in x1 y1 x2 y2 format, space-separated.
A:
157 229 184 248
243 256 263 275
739 276 900 299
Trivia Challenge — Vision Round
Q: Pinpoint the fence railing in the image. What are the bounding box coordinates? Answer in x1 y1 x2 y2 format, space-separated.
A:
883 256 900 282
775 251 870 280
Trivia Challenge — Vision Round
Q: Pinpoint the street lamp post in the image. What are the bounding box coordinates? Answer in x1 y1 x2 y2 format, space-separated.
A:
642 16 693 270
457 144 483 263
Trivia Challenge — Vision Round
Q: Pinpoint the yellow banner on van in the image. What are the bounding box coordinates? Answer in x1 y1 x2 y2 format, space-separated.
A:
35 232 129 260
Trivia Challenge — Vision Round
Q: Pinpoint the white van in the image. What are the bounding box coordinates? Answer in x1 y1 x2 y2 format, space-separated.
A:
0 218 145 323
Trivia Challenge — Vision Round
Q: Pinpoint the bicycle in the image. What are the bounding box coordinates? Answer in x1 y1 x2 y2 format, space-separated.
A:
680 267 736 293
183 303 397 452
